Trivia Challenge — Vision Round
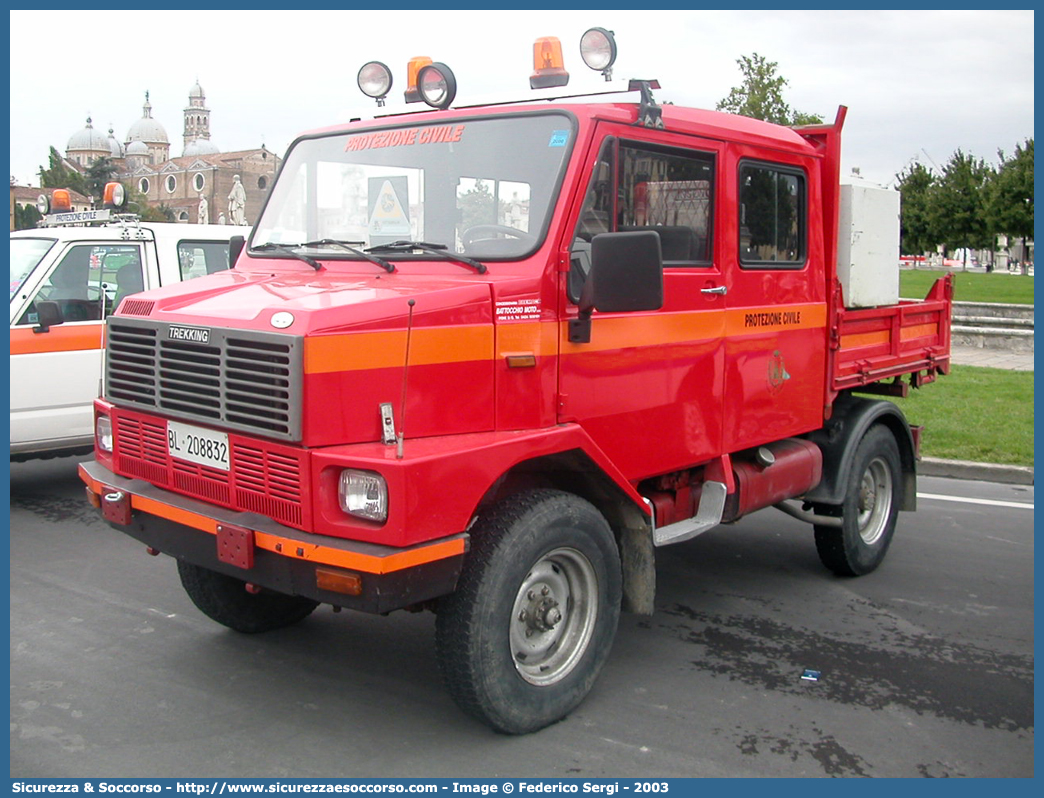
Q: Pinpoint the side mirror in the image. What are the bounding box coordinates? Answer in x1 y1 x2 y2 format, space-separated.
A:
229 235 246 269
33 300 65 333
569 230 664 343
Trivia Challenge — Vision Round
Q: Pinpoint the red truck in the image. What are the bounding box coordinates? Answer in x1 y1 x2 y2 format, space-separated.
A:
80 32 952 734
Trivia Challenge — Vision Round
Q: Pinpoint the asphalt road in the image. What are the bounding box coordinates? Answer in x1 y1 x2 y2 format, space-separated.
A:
9 456 1034 779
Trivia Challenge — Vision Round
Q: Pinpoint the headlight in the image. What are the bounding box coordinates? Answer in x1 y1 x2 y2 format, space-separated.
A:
96 415 113 453
339 469 388 522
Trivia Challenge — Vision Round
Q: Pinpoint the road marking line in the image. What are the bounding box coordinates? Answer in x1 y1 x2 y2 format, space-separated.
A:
917 492 1034 510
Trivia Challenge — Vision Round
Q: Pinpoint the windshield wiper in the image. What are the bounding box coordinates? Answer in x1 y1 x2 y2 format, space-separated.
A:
300 239 395 273
366 240 487 274
250 242 322 271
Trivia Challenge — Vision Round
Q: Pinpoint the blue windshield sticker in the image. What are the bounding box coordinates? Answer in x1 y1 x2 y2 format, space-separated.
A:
548 130 570 147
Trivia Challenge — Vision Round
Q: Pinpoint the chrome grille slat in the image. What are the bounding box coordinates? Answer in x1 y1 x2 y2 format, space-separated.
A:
106 319 303 441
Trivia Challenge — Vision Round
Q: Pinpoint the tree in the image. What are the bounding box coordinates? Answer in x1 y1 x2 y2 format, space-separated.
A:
928 149 995 268
13 202 42 231
124 184 173 222
457 179 508 232
85 156 120 202
986 138 1033 274
716 52 823 126
38 147 87 195
894 161 937 256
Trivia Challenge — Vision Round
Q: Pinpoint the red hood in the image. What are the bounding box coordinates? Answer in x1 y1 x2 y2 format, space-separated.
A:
125 266 494 334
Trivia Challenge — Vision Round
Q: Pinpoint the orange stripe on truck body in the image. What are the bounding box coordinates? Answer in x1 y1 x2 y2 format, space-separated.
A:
79 463 464 575
10 324 106 355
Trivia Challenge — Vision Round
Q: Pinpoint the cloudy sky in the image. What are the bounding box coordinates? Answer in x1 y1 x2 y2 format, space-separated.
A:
8 9 1034 189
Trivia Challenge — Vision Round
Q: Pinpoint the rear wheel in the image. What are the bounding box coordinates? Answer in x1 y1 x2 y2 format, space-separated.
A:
435 490 621 734
177 561 319 633
814 425 903 576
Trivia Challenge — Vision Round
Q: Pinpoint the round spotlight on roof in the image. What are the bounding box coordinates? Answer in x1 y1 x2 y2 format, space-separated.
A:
417 62 457 110
358 61 393 106
580 27 617 80
103 181 126 210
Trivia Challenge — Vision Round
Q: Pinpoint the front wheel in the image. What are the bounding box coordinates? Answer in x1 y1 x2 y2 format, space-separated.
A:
435 490 621 734
177 561 319 633
814 425 903 576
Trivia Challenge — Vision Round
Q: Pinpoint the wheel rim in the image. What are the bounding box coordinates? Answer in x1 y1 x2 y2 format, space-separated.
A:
510 546 598 686
857 456 893 545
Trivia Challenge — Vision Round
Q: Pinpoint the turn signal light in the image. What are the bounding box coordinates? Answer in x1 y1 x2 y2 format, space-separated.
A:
316 568 363 596
530 36 569 89
404 56 433 103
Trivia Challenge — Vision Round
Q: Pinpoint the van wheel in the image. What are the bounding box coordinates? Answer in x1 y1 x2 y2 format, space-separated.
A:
177 561 319 633
814 425 902 576
435 490 621 734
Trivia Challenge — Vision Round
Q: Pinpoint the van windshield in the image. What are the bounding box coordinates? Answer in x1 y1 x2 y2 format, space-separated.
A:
252 112 575 261
10 238 56 299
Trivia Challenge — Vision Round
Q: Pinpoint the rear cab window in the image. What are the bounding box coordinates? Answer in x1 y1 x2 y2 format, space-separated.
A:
738 161 807 269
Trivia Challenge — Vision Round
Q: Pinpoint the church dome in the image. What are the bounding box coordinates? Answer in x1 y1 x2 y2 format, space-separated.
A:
189 80 205 99
126 140 149 156
184 138 220 157
126 92 169 145
67 117 108 152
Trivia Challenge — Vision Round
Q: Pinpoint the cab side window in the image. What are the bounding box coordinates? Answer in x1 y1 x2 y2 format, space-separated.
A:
568 138 616 302
739 162 806 267
18 245 99 325
16 244 144 325
568 139 715 303
178 241 232 280
617 144 714 266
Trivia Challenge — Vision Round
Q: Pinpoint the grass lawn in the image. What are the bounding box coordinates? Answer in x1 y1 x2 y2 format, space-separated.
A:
900 268 1034 304
873 365 1034 466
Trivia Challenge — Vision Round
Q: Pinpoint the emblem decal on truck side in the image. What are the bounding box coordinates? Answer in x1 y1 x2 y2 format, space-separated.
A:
168 325 211 344
768 350 791 395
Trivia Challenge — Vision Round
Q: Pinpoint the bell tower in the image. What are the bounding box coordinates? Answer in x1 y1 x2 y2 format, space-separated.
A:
183 80 212 151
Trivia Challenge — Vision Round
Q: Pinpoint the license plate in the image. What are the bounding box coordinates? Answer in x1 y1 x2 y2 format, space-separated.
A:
167 420 230 471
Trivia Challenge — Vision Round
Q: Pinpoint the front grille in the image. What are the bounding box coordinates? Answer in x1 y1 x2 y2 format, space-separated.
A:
106 319 303 441
114 409 308 530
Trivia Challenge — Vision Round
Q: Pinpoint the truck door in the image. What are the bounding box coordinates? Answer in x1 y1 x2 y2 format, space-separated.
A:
559 127 725 480
721 154 828 451
10 240 147 455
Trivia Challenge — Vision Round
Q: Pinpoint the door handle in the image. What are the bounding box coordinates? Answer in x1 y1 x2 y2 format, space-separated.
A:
701 285 727 295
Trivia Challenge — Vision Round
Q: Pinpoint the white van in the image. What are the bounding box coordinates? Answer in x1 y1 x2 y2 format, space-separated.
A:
10 215 250 460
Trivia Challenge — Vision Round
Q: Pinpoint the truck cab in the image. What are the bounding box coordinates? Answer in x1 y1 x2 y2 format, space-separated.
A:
10 187 250 460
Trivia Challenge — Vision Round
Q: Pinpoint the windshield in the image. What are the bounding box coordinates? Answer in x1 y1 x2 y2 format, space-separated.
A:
10 238 56 299
252 113 575 261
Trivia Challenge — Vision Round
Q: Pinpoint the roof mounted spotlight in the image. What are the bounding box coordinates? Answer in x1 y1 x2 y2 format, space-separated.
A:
404 56 434 103
102 181 127 211
416 62 457 110
530 36 569 89
580 27 617 81
358 61 393 107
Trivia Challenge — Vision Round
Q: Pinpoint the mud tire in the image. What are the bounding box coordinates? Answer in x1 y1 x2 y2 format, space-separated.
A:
814 425 903 576
177 561 319 633
435 490 621 734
